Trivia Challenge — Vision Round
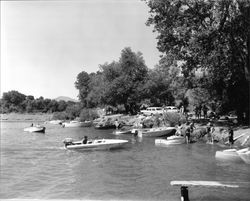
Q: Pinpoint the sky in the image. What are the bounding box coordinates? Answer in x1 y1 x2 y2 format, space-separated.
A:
1 0 160 100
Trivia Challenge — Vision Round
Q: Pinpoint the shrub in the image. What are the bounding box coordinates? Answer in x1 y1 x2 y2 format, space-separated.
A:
79 108 99 121
163 112 186 127
52 112 68 120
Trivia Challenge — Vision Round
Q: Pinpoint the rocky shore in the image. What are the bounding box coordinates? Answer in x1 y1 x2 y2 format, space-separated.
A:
1 112 249 146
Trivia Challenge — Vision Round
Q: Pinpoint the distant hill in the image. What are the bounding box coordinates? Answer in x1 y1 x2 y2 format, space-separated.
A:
54 96 78 102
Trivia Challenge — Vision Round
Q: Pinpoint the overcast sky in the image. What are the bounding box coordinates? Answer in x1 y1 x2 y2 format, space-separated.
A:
1 0 160 100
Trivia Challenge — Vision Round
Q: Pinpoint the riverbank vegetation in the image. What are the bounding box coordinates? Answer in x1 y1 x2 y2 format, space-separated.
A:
1 1 249 125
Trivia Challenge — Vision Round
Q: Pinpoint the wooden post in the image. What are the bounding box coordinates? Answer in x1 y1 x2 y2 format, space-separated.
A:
180 186 190 201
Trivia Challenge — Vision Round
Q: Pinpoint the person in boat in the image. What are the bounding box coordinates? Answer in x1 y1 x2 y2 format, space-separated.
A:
82 136 88 144
228 126 234 148
30 123 33 127
185 122 191 144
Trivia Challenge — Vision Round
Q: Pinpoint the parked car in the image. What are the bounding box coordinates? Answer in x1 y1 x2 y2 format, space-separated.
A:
218 111 238 123
140 107 164 116
164 106 179 113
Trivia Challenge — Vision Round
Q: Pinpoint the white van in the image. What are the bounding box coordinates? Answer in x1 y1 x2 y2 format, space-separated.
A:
140 107 164 116
164 106 179 113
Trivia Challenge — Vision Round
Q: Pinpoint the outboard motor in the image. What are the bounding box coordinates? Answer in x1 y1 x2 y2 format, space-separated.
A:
63 138 73 147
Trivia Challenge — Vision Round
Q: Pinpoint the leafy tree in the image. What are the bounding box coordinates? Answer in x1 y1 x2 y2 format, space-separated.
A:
85 72 106 108
57 100 67 112
1 90 26 112
141 68 174 106
144 0 250 122
102 47 148 114
65 104 82 120
75 71 90 106
79 108 99 121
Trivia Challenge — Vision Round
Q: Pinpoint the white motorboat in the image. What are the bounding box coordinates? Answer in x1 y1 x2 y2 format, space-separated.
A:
141 127 176 137
48 120 63 125
155 136 185 145
215 149 242 162
237 147 250 164
63 138 129 151
62 120 92 128
113 128 132 135
24 125 46 133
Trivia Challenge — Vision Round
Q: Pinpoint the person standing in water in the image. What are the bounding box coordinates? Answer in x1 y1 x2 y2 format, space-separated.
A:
228 126 234 148
114 119 119 130
175 123 183 136
185 122 191 144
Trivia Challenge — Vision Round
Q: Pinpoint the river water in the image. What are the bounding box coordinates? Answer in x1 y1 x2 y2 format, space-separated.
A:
0 121 249 201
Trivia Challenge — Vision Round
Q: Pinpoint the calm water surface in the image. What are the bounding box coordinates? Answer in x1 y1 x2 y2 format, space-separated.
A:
0 121 250 201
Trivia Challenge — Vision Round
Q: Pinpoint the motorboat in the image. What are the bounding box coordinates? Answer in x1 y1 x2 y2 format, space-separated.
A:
155 135 185 145
131 128 150 134
48 120 63 125
95 123 116 129
24 125 46 133
140 127 176 137
63 138 129 151
113 127 132 135
215 149 242 162
62 120 92 128
237 147 250 164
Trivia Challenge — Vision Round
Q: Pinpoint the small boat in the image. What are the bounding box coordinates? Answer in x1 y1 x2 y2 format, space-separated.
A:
141 127 176 137
215 149 242 162
62 120 92 128
131 128 150 134
113 127 132 135
48 120 63 125
155 136 185 145
63 138 129 151
237 147 250 164
95 123 116 129
24 125 46 133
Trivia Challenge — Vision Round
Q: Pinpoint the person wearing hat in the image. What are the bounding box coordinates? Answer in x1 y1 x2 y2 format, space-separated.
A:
82 136 88 144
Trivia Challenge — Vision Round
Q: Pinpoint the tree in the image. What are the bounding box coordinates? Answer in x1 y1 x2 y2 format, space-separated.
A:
75 71 90 106
101 47 148 114
144 0 250 122
1 90 26 112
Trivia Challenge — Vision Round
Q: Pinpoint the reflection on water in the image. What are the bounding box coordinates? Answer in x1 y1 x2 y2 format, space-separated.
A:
0 122 250 200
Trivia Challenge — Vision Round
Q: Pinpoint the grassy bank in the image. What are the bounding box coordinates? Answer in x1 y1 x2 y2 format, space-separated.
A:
0 113 53 122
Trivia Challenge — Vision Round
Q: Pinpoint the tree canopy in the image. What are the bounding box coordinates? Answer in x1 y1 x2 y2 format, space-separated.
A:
144 0 250 121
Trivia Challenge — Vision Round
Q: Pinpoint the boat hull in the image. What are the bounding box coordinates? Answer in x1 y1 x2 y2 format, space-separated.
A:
65 139 129 151
49 120 62 125
142 127 176 137
237 148 250 164
24 126 45 133
63 121 92 128
155 136 185 145
95 124 116 129
113 129 132 135
215 149 242 162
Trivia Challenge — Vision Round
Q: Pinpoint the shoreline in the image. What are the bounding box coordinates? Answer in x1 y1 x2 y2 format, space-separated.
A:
1 112 249 145
0 113 53 122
